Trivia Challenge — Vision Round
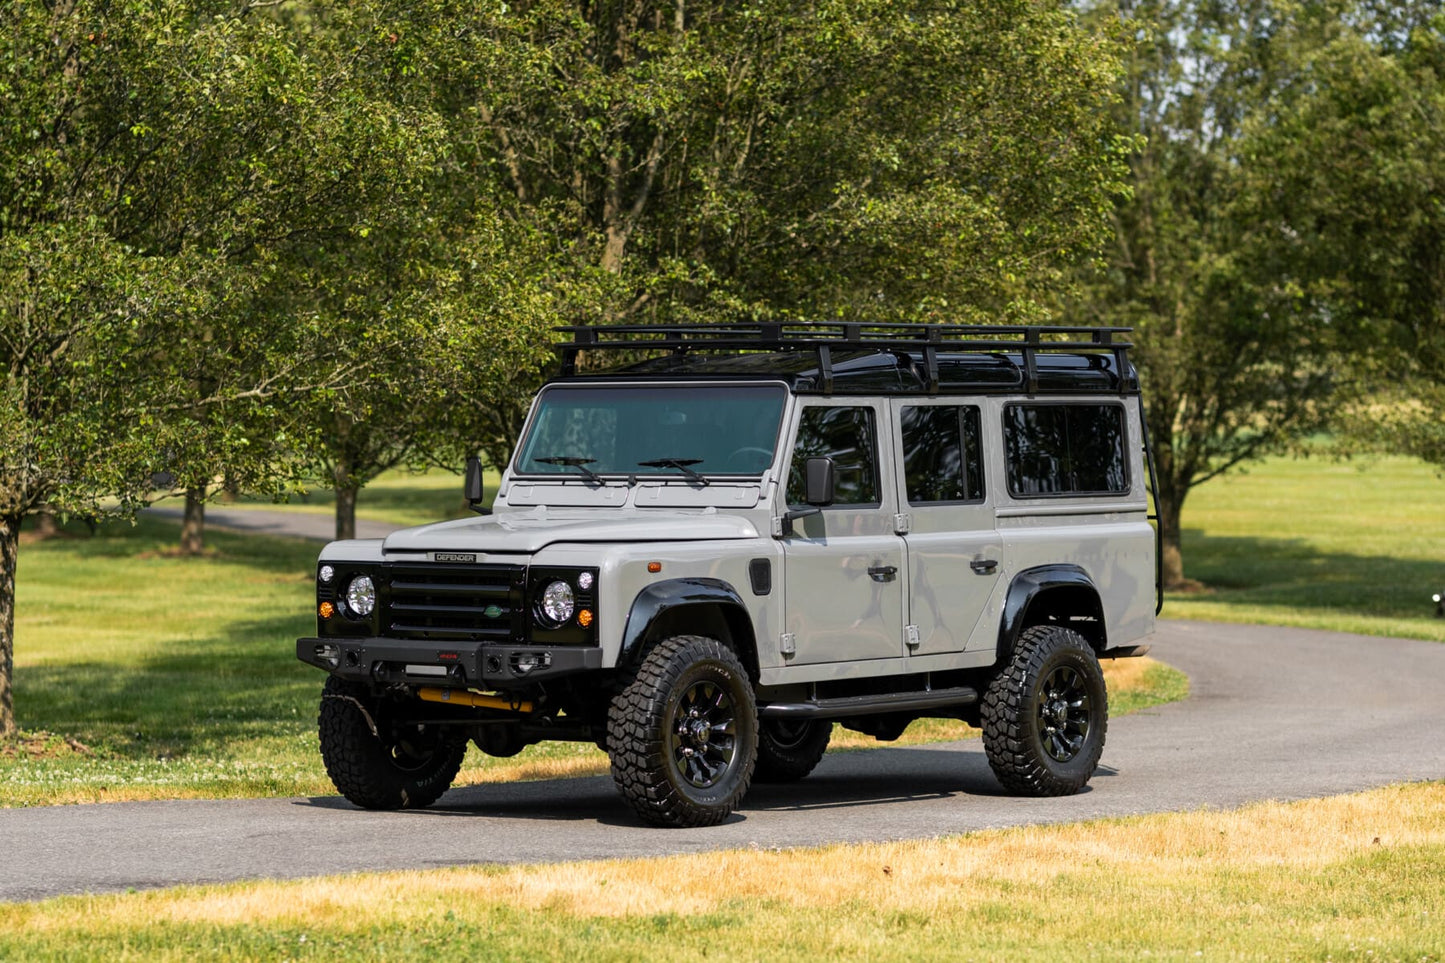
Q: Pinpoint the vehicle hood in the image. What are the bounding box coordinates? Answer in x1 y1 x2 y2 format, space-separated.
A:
381 510 760 554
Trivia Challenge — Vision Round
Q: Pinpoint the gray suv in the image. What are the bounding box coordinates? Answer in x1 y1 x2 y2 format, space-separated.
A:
298 323 1159 827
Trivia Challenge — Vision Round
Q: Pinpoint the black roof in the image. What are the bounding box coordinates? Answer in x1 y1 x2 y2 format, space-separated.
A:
553 322 1138 396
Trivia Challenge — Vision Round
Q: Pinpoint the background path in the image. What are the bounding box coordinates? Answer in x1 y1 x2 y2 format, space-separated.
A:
143 506 403 542
1 619 1442 902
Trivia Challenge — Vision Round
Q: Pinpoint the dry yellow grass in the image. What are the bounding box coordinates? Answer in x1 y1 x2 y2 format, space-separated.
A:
9 782 1440 931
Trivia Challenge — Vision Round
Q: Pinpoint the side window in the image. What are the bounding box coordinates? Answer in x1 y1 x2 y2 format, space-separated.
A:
1004 404 1128 496
787 406 880 506
900 405 984 504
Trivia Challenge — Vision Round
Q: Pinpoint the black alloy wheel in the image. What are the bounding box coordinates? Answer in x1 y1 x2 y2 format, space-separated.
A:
608 634 758 827
981 624 1108 797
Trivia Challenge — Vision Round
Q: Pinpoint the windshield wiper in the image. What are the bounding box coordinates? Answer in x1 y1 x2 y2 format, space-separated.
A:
637 457 710 486
533 456 604 484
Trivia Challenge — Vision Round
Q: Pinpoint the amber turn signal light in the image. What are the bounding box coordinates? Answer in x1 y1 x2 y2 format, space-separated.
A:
577 609 594 628
319 601 334 619
647 561 663 573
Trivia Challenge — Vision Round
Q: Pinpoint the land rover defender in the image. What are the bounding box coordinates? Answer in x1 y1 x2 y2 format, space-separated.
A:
298 322 1160 827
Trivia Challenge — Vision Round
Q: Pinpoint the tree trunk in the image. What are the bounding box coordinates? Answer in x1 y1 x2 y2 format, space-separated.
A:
335 484 358 541
1156 486 1186 591
0 512 20 738
34 510 59 540
180 488 206 555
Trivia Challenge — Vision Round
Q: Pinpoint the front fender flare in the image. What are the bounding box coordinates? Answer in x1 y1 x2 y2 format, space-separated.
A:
619 578 749 669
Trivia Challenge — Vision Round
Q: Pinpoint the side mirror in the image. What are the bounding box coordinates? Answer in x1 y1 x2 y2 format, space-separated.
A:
464 455 489 515
804 456 836 506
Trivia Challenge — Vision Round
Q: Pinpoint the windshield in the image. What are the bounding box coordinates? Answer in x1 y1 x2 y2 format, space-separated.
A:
514 384 788 479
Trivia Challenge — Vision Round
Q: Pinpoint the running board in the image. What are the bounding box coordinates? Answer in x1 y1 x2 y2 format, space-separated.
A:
1100 643 1151 659
759 686 978 720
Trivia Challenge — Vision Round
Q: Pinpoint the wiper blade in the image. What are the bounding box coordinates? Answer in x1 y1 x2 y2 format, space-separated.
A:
637 457 710 486
533 456 603 484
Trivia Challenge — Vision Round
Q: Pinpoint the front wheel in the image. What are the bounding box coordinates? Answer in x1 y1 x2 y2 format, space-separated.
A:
318 676 467 810
608 635 758 827
980 624 1107 796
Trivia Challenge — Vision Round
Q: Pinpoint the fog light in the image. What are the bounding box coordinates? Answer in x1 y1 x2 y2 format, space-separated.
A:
511 652 552 675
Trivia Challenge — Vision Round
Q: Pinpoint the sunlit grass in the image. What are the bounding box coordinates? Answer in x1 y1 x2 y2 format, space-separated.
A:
2 783 1441 960
1168 454 1445 641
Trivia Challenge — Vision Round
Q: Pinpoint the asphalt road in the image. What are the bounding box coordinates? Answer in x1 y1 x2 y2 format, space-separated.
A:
1 619 1442 902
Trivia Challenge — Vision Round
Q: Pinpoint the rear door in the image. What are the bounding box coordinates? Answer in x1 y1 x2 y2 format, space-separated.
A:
890 399 1003 656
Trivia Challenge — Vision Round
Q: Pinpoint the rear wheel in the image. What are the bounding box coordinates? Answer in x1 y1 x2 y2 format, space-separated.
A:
318 676 467 810
981 624 1107 796
608 635 758 827
753 718 832 782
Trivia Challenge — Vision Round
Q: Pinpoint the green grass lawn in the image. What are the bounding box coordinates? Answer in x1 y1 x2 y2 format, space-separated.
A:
1167 454 1445 641
222 467 489 529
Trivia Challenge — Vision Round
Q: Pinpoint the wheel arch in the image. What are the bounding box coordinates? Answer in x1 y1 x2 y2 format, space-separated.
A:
997 564 1107 664
620 577 760 682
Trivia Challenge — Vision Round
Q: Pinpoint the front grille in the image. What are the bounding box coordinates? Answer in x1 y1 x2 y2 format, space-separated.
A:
380 563 525 642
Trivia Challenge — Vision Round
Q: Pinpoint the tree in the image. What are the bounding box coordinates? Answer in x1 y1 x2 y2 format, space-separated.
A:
1067 0 1378 589
1234 2 1445 468
0 0 436 736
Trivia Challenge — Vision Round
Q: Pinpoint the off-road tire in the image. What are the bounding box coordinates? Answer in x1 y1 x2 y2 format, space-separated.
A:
753 719 832 782
981 624 1107 796
608 635 758 827
318 676 467 810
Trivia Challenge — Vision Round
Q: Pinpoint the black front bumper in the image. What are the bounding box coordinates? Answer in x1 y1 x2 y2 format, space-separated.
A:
297 637 603 686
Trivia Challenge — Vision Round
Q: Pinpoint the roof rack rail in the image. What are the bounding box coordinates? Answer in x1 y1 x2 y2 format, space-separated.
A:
554 321 1134 396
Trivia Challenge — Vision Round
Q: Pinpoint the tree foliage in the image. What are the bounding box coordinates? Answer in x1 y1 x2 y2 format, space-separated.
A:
1066 0 1441 587
0 0 437 734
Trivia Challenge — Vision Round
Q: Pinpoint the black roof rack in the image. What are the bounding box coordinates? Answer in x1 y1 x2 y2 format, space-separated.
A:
554 322 1134 396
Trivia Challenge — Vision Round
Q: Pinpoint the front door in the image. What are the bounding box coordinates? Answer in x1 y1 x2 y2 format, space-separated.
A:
781 401 906 665
891 399 1003 655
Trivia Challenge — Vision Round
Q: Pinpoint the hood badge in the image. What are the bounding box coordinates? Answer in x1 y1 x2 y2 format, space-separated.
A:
433 552 477 564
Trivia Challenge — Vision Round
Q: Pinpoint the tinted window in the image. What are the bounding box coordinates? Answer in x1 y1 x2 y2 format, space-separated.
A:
1004 404 1128 496
515 384 787 477
787 406 879 506
900 406 984 504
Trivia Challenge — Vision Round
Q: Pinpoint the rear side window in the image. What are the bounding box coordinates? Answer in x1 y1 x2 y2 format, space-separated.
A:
1004 404 1128 496
787 406 880 506
900 405 984 504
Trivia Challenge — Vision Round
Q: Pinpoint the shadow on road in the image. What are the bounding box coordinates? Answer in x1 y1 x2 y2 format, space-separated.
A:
293 743 1102 826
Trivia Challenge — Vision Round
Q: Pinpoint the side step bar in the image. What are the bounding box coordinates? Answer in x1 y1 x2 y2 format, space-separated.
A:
759 686 978 720
1100 643 1151 659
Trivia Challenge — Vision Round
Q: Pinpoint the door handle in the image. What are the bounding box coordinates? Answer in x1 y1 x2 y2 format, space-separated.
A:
970 558 998 576
867 565 898 583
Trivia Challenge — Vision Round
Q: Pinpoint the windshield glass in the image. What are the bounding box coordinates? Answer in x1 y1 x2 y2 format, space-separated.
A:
514 384 788 478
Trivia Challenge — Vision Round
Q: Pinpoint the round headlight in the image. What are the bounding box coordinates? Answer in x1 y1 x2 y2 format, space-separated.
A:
319 564 335 584
346 575 376 617
538 580 575 626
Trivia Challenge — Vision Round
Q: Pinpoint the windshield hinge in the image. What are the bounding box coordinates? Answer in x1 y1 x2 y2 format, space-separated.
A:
893 513 911 535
